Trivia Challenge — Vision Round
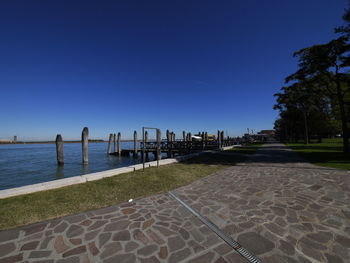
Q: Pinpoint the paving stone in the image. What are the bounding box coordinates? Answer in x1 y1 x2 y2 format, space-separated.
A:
20 241 39 251
158 246 168 259
142 218 155 230
214 243 232 255
31 260 54 263
104 220 130 232
112 230 130 241
84 229 101 241
24 223 47 236
103 253 136 263
137 244 158 256
121 208 136 215
54 235 69 253
0 242 16 257
168 247 191 263
306 231 333 244
69 238 82 245
62 245 86 257
168 235 185 252
264 222 286 236
133 229 149 245
139 256 161 263
0 230 19 243
40 236 54 249
185 251 215 263
270 206 286 216
279 239 295 255
64 214 86 224
0 253 23 263
125 241 139 252
54 222 68 233
299 236 327 250
335 234 350 248
98 232 111 248
82 255 91 263
28 250 52 258
100 242 122 259
146 229 165 245
87 220 108 231
88 241 100 256
56 256 80 263
214 257 229 263
66 225 84 238
153 226 177 237
237 232 274 255
325 253 344 263
225 252 247 263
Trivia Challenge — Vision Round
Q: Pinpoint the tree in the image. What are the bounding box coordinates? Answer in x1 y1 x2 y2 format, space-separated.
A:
286 37 350 152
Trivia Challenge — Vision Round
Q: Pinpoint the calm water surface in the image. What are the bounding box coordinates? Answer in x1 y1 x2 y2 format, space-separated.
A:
0 142 161 190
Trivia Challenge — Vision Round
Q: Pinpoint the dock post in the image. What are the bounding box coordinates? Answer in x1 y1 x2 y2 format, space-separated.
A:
201 132 205 150
82 127 89 164
117 132 121 156
144 131 149 160
113 133 117 153
221 131 225 147
188 132 192 152
107 133 113 154
133 130 138 158
55 134 64 165
217 130 221 149
156 129 161 166
205 132 208 149
167 130 171 158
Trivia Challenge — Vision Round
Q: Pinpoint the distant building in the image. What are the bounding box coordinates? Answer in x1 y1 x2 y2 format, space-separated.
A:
13 136 17 143
258 130 275 136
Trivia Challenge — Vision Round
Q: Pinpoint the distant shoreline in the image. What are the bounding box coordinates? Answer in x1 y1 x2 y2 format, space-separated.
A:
0 140 143 144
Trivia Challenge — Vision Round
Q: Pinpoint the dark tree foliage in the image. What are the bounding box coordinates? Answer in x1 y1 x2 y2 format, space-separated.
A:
274 3 350 152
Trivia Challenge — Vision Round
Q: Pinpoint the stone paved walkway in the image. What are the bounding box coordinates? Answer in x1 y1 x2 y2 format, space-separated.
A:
0 143 349 263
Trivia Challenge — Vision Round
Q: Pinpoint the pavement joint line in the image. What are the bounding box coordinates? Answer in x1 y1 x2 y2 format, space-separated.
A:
168 191 263 263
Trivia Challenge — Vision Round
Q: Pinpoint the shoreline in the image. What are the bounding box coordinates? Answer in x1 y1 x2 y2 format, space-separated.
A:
0 140 145 144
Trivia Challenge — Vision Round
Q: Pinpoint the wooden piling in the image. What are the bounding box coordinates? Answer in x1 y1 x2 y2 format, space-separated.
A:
82 127 89 164
156 129 161 163
133 130 138 158
145 131 148 142
117 132 121 156
217 130 221 149
113 133 117 153
55 134 64 165
144 131 149 160
221 131 224 146
107 133 113 154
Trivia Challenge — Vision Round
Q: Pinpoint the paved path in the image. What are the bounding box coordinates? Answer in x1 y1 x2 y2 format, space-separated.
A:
0 143 349 262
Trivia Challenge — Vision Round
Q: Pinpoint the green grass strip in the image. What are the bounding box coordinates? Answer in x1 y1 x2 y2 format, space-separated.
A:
287 138 350 170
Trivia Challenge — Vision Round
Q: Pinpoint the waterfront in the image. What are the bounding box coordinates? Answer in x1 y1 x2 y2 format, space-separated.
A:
0 142 161 190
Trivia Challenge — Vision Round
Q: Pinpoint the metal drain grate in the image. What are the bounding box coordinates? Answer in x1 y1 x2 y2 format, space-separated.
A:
168 191 262 263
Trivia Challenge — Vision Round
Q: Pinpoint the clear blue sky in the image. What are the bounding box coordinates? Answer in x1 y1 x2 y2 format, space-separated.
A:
0 0 347 140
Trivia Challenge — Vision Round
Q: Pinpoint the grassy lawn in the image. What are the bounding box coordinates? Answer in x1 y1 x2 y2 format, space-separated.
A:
287 138 350 170
0 145 261 230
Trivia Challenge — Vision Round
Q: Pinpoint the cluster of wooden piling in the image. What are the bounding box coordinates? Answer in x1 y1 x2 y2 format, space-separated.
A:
55 127 242 166
55 127 89 165
107 132 121 156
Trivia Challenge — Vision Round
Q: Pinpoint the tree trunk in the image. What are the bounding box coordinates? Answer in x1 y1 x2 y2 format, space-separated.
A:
335 80 349 153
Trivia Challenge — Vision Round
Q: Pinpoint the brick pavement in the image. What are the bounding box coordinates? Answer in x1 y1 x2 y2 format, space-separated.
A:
0 143 349 262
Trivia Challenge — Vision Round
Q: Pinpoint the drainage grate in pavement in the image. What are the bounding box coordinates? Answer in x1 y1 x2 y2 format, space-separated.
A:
168 191 262 263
